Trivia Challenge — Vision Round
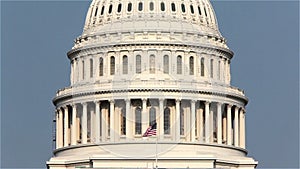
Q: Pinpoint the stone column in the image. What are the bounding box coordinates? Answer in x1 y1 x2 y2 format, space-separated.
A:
234 107 239 147
125 99 132 140
159 98 164 140
204 101 210 143
227 104 232 145
222 115 227 144
70 60 74 85
58 109 64 148
95 55 99 80
175 99 181 141
217 103 222 144
95 101 101 143
239 109 246 148
71 104 77 145
101 105 107 142
110 100 115 142
82 102 88 144
191 100 196 142
55 109 60 149
224 59 228 83
142 98 148 134
63 106 69 147
199 108 204 142
90 109 95 143
210 108 214 143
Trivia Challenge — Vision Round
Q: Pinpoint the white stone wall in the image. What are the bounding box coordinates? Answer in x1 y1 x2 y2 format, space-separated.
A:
69 44 232 86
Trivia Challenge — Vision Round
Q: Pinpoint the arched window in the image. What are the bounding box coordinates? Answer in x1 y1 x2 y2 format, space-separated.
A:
135 107 142 134
171 3 176 12
82 60 85 80
110 56 115 75
89 58 93 78
123 55 128 74
190 5 194 14
160 2 165 11
99 57 103 76
117 3 122 13
180 108 184 135
210 59 214 78
127 2 132 12
189 56 194 75
164 107 170 135
149 2 154 11
177 55 182 74
149 107 156 126
101 6 105 15
108 4 113 14
198 6 202 15
181 3 186 13
138 2 143 11
94 7 98 16
200 58 205 77
149 55 155 74
121 107 126 135
163 55 169 74
136 55 141 74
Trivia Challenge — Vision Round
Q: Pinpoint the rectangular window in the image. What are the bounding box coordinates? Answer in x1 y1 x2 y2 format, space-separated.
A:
82 60 85 80
136 55 141 74
90 59 93 78
210 59 214 78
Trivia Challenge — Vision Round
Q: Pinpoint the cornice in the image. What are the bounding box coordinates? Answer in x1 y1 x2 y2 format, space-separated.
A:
52 88 248 106
67 42 233 60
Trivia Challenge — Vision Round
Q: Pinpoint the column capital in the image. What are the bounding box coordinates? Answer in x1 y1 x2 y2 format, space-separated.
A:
227 104 232 108
109 99 115 104
70 103 77 108
159 98 164 102
191 100 196 104
125 99 131 104
217 102 222 106
235 106 240 111
205 101 210 105
240 108 246 113
81 102 88 106
94 100 101 104
142 98 147 102
63 105 68 110
176 99 181 103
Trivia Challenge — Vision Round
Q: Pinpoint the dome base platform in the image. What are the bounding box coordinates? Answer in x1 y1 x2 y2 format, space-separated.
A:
47 143 257 169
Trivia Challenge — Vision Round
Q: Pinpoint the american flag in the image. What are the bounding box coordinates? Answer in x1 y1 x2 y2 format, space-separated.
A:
143 122 157 137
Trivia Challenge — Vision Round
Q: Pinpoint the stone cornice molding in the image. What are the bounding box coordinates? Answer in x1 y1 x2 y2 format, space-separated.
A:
53 88 248 106
68 41 233 60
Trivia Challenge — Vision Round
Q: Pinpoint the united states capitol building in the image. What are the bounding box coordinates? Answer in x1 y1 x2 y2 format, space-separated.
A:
47 0 257 168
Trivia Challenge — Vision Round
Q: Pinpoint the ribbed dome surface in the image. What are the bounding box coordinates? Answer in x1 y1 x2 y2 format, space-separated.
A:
82 0 220 36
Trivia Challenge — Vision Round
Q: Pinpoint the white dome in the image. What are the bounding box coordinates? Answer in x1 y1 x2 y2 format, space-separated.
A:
48 1 258 168
72 0 230 53
84 0 219 34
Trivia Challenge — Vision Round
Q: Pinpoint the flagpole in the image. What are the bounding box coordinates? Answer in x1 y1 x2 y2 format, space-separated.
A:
155 135 158 169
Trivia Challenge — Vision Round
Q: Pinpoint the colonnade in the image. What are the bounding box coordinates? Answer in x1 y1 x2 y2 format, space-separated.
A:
55 98 246 149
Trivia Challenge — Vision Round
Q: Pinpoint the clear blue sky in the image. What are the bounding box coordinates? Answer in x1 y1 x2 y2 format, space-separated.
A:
1 1 299 168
